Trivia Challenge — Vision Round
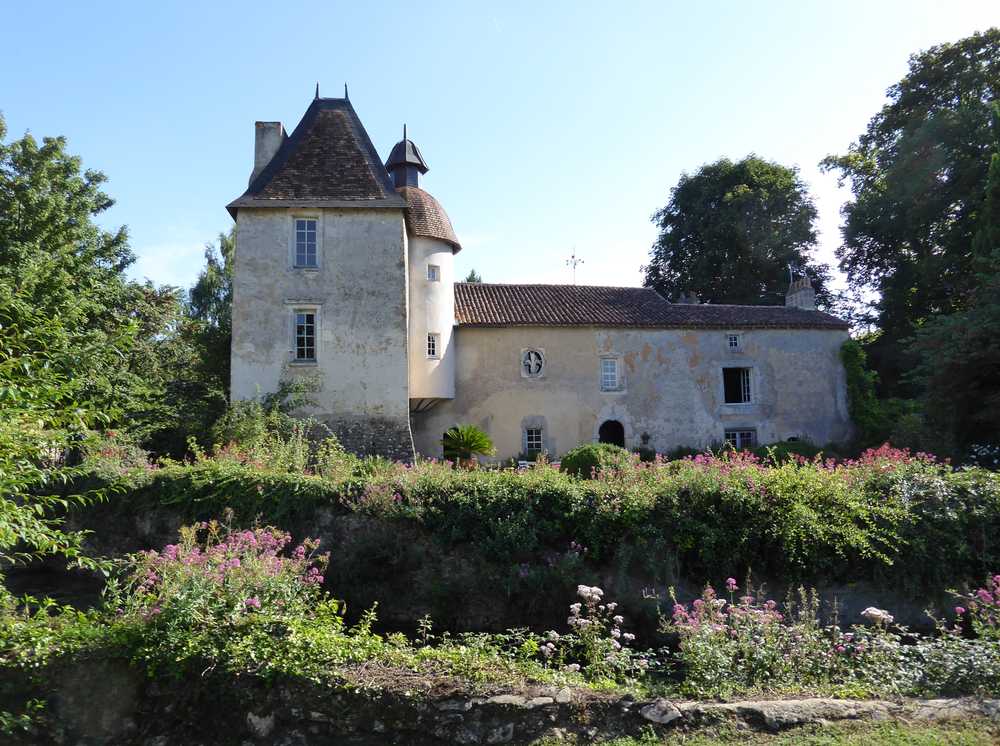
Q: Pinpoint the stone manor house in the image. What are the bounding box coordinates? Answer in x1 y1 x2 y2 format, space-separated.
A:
227 94 853 462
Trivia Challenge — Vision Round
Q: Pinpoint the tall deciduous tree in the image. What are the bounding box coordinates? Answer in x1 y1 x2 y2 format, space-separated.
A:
822 29 1000 396
643 156 831 306
907 102 1000 450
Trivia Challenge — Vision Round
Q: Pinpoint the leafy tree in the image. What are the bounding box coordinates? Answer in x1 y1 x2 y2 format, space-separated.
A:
643 156 832 306
907 102 1000 450
822 29 1000 395
441 424 495 466
463 268 482 283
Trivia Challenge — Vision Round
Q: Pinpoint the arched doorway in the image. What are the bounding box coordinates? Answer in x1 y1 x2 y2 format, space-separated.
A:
598 420 625 447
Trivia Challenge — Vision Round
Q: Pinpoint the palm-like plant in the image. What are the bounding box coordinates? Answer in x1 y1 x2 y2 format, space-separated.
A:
441 424 496 467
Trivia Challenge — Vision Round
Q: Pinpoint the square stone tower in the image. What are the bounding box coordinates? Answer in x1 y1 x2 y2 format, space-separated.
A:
227 96 415 461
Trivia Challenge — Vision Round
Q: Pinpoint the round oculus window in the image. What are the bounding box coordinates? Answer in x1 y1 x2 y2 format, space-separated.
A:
522 349 544 377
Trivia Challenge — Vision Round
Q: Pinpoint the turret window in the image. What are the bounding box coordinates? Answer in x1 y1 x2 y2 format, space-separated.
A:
426 333 440 359
427 264 441 282
294 218 318 267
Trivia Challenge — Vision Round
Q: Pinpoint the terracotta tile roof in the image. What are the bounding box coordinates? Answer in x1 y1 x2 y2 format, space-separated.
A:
227 98 405 216
454 283 849 330
397 186 461 252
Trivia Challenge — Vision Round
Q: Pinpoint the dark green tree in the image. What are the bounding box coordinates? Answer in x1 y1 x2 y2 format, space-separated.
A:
822 29 1000 396
643 156 832 306
907 102 1000 450
463 268 482 283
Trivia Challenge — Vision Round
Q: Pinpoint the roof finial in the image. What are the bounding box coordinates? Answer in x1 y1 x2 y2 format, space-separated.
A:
344 82 349 101
315 82 319 99
403 123 407 142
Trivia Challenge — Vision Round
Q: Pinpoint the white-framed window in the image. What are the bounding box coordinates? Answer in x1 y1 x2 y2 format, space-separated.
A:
600 357 621 391
727 333 741 351
521 348 544 378
293 218 318 268
524 427 543 453
426 332 440 359
427 264 441 282
294 309 317 362
725 429 757 449
723 367 752 404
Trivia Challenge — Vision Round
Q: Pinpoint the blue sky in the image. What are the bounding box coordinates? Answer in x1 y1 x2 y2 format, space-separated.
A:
2 1 997 292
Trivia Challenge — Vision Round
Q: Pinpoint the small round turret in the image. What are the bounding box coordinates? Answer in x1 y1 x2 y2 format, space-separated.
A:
386 125 429 188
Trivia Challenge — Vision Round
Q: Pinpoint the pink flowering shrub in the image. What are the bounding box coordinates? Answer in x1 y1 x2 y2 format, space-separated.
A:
105 519 329 673
955 574 1000 641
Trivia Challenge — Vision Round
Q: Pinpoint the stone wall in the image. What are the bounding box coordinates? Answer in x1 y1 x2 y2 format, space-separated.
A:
6 658 997 745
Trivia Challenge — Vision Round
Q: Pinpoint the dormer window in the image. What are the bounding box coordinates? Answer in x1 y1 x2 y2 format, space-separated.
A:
294 218 318 268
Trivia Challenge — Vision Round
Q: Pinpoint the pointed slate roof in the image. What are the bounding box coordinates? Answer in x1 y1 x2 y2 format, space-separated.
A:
227 98 405 217
454 283 849 329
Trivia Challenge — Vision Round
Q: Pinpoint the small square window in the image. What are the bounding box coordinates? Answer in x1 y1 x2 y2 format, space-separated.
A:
294 310 316 361
724 429 757 449
723 367 752 404
600 358 620 391
427 264 441 282
524 427 543 453
294 218 318 268
728 334 741 350
426 333 440 358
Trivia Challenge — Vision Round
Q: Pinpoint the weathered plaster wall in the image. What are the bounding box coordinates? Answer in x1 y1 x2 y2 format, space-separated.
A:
230 207 414 460
407 236 456 400
412 326 852 460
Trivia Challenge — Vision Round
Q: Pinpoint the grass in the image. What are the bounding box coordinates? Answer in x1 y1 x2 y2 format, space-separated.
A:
531 720 1000 745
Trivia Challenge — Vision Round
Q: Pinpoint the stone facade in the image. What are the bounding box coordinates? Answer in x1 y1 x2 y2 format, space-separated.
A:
412 325 852 460
230 206 414 460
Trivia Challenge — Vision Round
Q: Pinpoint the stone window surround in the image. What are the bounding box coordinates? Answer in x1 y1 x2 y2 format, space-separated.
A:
287 301 321 365
720 364 759 408
599 354 625 393
288 211 322 271
521 415 549 454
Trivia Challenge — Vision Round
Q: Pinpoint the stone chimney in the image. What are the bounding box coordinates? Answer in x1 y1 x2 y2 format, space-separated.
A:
251 121 286 184
785 275 816 310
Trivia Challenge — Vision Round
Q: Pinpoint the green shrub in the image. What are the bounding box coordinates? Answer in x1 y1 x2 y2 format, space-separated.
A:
560 443 634 479
750 440 825 463
632 446 657 463
440 424 496 465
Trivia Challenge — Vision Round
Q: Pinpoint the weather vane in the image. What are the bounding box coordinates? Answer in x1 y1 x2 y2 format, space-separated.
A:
566 249 584 285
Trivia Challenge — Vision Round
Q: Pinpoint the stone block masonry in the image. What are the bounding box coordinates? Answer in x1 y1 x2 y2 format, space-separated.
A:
322 414 415 463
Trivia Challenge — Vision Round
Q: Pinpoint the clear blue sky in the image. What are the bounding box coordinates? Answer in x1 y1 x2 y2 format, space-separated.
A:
2 1 997 292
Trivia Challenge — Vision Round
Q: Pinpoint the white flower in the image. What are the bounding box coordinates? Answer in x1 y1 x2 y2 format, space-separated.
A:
611 628 621 638
564 663 580 673
569 602 582 615
613 615 624 624
623 633 635 642
547 631 560 641
606 602 617 612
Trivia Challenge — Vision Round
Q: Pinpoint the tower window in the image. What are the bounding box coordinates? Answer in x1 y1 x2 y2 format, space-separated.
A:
600 357 621 391
723 367 752 404
294 310 316 361
426 333 440 359
427 264 441 282
294 218 318 267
